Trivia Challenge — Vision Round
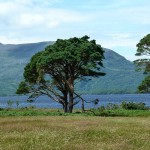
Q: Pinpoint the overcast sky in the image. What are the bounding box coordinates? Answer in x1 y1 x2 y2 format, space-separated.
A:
0 0 150 60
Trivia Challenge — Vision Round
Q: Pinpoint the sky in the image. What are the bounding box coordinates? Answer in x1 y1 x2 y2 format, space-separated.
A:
0 0 150 61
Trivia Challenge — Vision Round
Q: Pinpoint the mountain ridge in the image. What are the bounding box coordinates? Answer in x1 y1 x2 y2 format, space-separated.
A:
0 41 144 96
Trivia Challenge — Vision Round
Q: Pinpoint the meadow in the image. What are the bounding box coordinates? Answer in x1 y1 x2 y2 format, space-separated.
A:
0 115 150 150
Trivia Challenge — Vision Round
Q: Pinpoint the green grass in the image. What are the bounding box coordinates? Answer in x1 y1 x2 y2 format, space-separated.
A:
93 109 150 117
0 108 150 117
0 108 88 116
0 116 150 150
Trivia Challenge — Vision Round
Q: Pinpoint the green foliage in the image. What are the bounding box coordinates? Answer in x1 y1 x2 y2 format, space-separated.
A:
121 101 149 110
91 102 150 116
0 41 144 96
37 36 105 78
135 34 150 56
135 33 150 74
0 108 88 116
16 36 105 112
134 34 150 93
138 76 150 93
98 109 150 117
16 81 30 94
0 108 150 117
98 106 105 111
106 103 120 110
97 101 149 111
0 107 4 111
24 52 43 83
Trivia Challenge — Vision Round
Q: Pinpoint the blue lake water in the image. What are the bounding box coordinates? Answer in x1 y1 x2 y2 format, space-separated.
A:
0 94 150 109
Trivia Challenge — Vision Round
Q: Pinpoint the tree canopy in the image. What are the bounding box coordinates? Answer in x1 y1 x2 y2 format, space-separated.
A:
16 36 105 112
134 34 150 93
135 34 150 56
134 34 150 74
138 76 150 93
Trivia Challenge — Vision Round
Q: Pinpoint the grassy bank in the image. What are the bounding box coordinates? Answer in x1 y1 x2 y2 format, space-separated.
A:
0 108 150 117
0 116 150 150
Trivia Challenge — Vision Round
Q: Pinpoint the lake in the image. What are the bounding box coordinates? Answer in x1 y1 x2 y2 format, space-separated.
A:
0 94 150 109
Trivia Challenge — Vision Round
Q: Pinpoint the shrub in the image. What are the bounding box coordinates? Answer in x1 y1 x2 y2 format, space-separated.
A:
98 106 105 111
0 107 4 111
121 101 149 110
106 103 120 110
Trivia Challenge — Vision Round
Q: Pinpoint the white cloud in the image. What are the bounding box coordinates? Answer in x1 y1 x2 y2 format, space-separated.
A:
100 38 136 50
13 9 85 29
96 33 137 49
0 1 18 14
0 0 62 8
95 32 149 61
0 0 149 61
16 14 44 27
89 2 150 27
111 33 133 40
117 7 150 25
0 0 89 44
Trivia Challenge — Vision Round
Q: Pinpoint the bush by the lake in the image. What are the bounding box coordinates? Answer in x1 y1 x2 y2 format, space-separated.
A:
97 101 149 111
106 103 120 110
91 101 150 116
0 107 4 111
121 101 149 110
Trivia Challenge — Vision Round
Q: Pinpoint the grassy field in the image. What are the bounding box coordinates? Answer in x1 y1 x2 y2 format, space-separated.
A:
0 116 150 150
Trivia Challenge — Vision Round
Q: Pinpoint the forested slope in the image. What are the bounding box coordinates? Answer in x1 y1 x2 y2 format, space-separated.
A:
0 42 144 96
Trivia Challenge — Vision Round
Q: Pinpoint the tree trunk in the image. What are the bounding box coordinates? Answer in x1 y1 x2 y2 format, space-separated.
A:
68 92 73 113
68 76 74 113
63 103 68 113
81 99 85 113
63 90 68 113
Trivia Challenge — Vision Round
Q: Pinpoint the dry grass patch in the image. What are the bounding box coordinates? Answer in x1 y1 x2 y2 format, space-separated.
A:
0 116 150 150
